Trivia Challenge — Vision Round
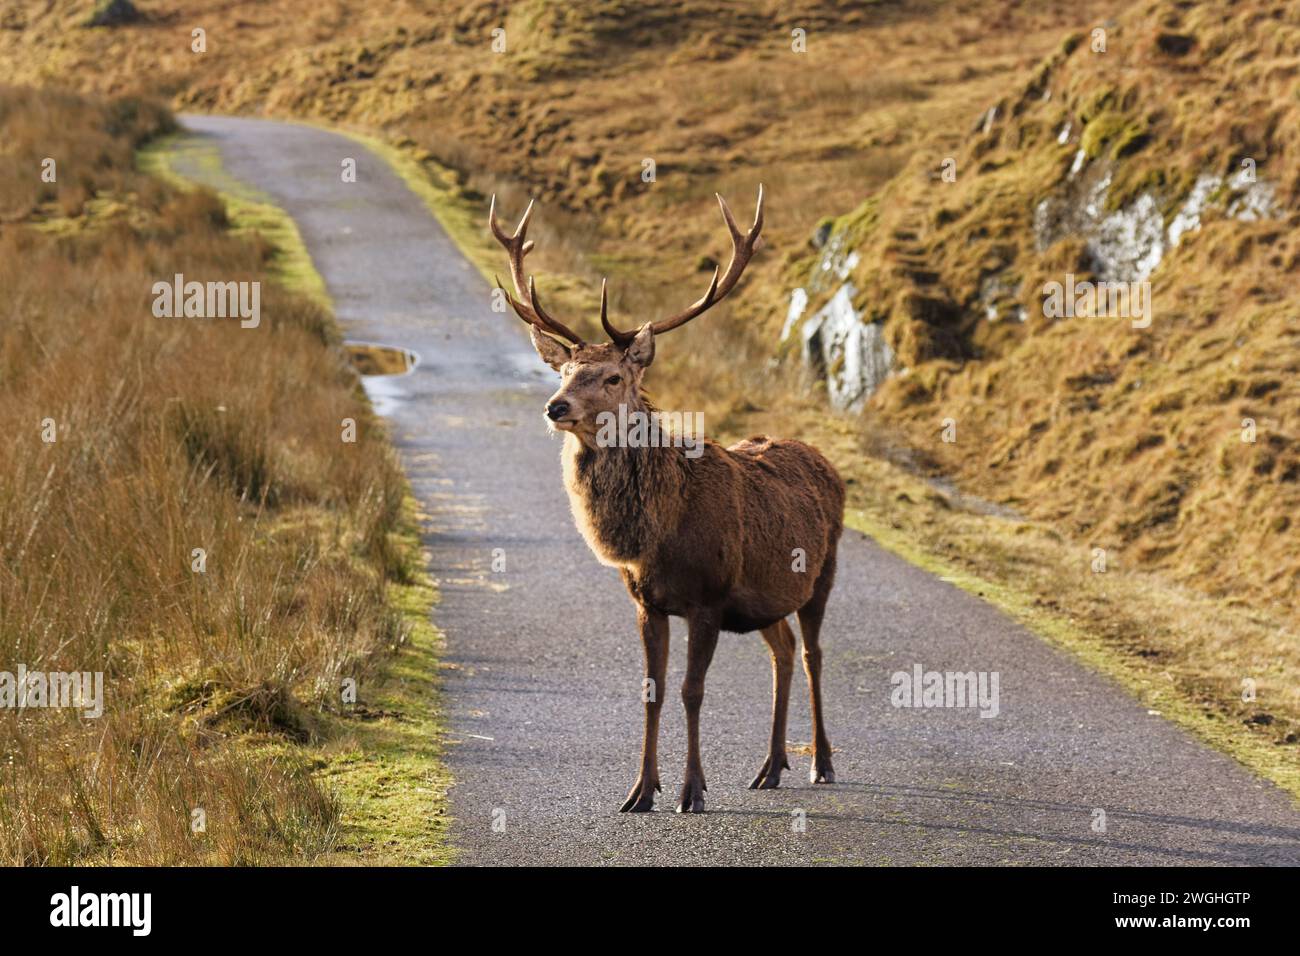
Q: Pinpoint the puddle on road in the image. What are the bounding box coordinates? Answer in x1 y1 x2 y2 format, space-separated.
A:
344 341 419 417
344 341 419 376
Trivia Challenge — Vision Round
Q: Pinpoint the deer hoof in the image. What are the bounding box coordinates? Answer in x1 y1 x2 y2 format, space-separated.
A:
675 780 706 814
748 753 790 790
809 764 836 785
619 778 659 813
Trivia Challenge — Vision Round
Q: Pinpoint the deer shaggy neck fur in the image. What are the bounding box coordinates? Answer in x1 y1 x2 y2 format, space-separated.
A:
561 392 689 566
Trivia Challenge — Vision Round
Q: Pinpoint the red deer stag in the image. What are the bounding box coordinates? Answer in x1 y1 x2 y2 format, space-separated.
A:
489 187 844 813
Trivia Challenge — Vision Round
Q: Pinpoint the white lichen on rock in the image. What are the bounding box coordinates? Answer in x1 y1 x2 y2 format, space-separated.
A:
1091 187 1165 281
1224 166 1278 222
1167 172 1221 247
781 287 808 342
809 230 860 293
783 155 1279 411
979 273 1028 323
798 283 894 412
1034 160 1279 284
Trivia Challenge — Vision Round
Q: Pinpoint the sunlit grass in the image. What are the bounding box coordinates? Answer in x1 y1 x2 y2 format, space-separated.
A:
0 87 444 864
6 0 1294 808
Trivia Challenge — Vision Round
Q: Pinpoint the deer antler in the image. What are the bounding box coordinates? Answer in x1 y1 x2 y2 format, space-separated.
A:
488 195 586 346
602 185 765 348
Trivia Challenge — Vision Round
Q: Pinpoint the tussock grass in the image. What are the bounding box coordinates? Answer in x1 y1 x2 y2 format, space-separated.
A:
0 87 420 864
0 85 172 220
9 0 1294 788
794 0 1300 631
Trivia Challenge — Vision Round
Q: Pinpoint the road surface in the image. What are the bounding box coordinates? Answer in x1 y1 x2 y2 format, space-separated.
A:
174 114 1300 866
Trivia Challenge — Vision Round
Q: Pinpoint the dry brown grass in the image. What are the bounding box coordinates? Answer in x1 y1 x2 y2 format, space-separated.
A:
6 0 1294 779
0 1 1110 290
0 87 413 864
793 0 1300 625
0 86 173 219
759 0 1300 761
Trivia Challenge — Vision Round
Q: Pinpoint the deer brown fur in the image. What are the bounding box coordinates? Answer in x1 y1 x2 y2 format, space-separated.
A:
490 187 844 813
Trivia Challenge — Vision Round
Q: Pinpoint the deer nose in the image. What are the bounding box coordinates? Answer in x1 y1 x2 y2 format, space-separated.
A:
545 400 570 421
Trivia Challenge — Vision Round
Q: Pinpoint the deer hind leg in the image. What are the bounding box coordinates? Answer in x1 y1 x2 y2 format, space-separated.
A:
620 607 669 812
749 618 795 790
798 550 837 785
677 610 720 813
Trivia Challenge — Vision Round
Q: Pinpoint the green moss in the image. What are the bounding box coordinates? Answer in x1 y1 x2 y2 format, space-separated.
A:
137 133 331 308
1108 163 1196 214
1080 110 1146 161
313 495 453 866
1077 87 1116 124
839 195 880 245
1110 123 1150 160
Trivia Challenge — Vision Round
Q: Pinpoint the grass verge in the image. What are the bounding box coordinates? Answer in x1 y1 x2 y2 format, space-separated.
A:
139 127 453 864
313 498 453 866
138 132 331 308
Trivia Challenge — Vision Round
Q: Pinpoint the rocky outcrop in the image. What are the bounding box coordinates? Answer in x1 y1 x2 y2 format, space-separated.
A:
786 282 894 412
1035 154 1281 284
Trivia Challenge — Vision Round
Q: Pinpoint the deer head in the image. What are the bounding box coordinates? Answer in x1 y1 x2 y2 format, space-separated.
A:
488 187 764 440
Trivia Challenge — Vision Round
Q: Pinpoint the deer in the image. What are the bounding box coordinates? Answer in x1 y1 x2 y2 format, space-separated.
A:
488 186 844 813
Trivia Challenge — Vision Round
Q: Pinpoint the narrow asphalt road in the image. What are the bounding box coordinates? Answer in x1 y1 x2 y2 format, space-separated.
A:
176 114 1300 866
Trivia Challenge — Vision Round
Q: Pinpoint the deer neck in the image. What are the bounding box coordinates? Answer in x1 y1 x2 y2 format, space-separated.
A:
561 404 686 568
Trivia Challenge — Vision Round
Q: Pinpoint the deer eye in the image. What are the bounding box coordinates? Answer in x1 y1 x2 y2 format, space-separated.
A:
605 375 621 386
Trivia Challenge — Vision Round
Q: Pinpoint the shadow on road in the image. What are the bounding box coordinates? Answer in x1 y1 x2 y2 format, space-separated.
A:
706 781 1300 865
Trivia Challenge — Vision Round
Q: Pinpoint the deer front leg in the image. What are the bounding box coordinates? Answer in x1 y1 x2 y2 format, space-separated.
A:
678 610 720 813
619 606 669 812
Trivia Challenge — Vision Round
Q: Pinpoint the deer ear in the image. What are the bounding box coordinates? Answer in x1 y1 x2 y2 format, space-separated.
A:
624 323 655 368
529 326 571 371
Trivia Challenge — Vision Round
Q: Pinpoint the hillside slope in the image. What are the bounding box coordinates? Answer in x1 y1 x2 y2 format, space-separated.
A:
790 0 1298 624
0 1 1111 320
3 0 1294 778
